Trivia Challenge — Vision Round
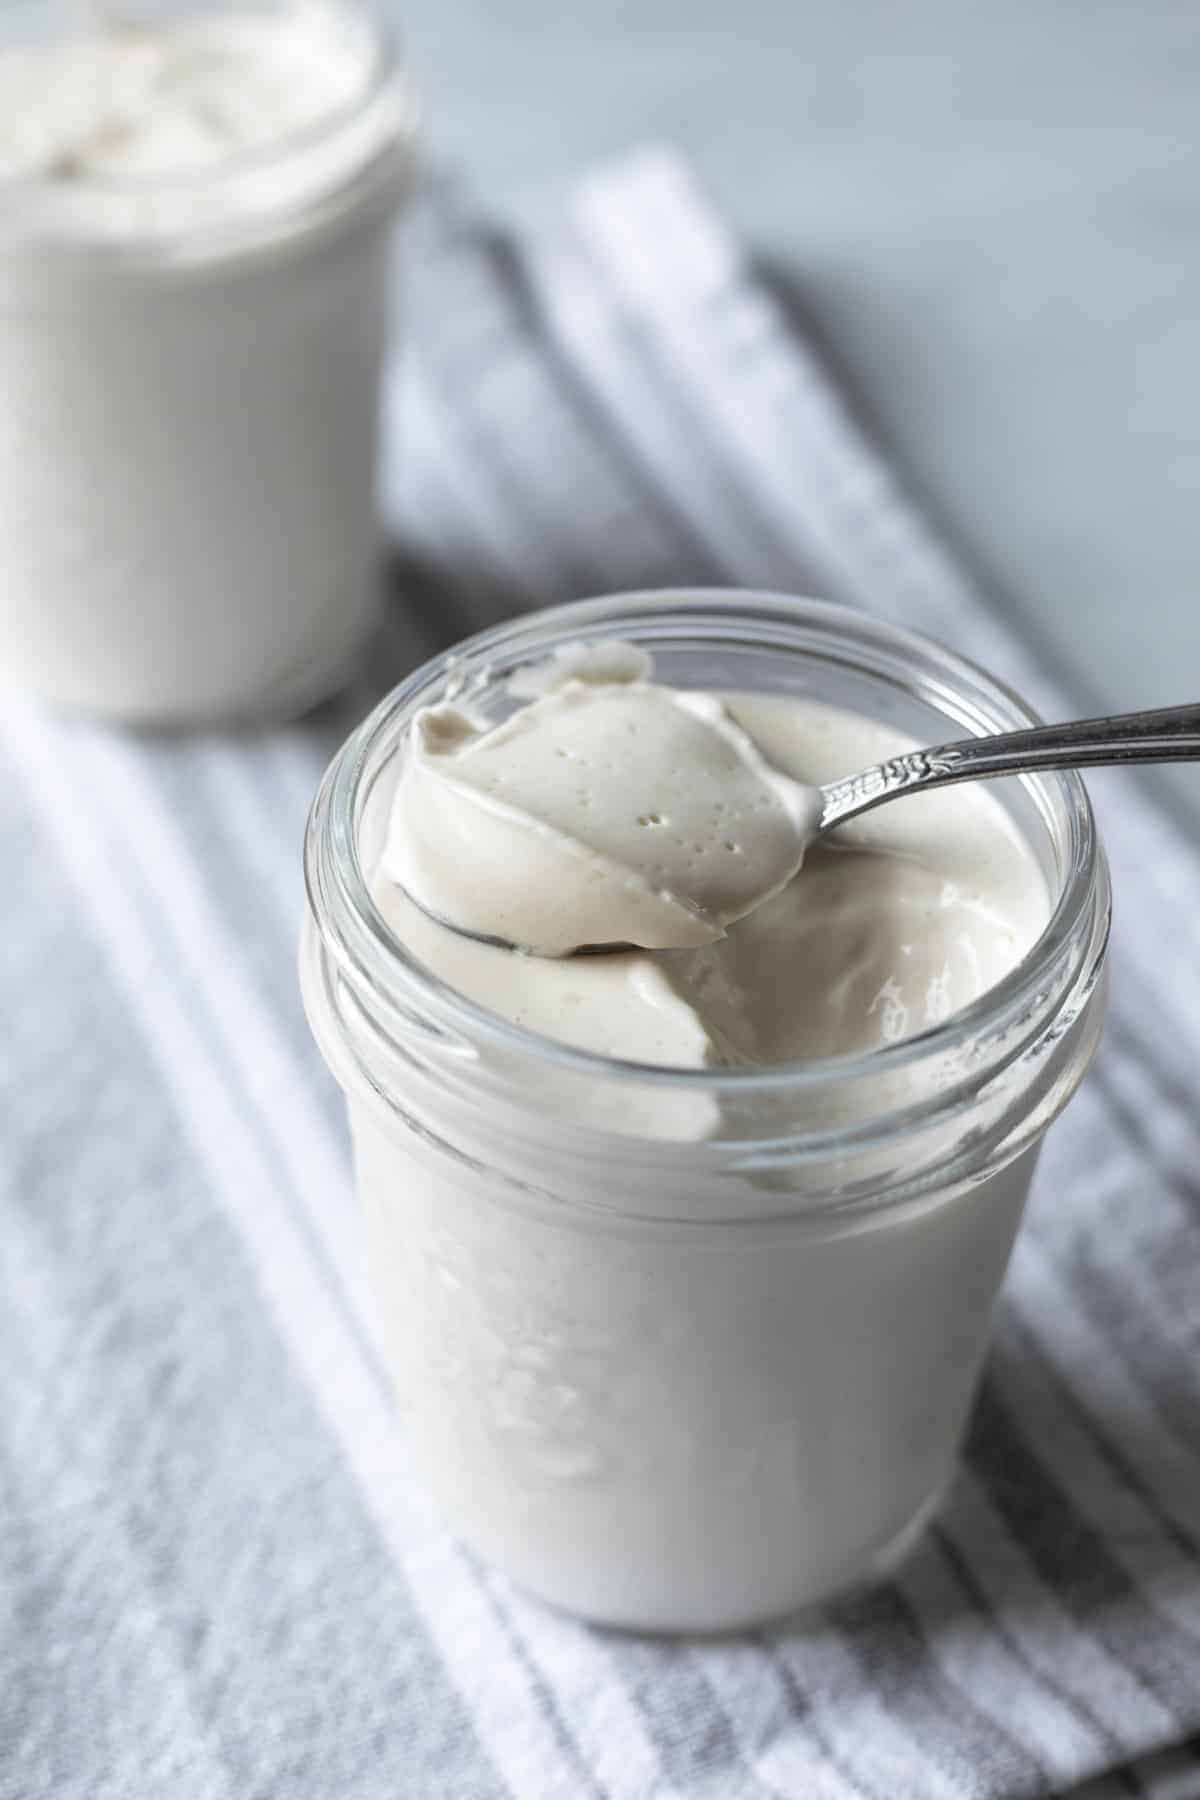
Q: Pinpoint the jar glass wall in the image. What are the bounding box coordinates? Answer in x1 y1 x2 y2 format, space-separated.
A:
301 591 1111 1631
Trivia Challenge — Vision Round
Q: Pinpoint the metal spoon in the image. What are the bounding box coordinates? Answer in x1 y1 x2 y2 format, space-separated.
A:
814 699 1200 835
402 701 1200 954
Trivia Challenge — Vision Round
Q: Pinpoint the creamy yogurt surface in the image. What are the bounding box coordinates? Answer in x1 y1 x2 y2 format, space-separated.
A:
385 643 825 956
375 645 1050 1073
0 2 372 181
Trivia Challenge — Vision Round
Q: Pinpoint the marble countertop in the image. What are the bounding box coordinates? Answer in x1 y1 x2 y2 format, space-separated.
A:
394 0 1200 831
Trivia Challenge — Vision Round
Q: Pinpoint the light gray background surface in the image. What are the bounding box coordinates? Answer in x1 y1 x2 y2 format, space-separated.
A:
396 0 1200 830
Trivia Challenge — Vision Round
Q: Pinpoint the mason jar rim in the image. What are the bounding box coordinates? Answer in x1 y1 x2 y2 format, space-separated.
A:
304 589 1106 1111
0 0 416 267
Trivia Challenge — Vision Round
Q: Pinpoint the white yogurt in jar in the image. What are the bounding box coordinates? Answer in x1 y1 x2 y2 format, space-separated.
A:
377 648 1048 1071
0 2 413 721
0 4 372 181
300 611 1109 1631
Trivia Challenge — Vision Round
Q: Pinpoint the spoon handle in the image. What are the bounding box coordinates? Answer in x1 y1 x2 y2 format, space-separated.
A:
819 702 1200 833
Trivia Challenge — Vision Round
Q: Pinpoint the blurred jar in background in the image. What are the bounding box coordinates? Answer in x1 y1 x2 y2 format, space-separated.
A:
0 0 415 723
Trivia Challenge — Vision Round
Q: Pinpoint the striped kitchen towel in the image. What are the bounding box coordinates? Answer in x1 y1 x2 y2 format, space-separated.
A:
3 147 1199 1800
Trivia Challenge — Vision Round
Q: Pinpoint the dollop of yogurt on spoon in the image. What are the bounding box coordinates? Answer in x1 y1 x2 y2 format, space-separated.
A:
383 654 824 957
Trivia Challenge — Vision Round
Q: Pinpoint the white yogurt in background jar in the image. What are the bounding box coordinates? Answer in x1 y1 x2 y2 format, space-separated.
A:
301 591 1111 1632
0 0 415 722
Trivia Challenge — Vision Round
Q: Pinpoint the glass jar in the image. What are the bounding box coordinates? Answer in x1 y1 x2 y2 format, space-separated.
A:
0 0 415 722
301 590 1110 1632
